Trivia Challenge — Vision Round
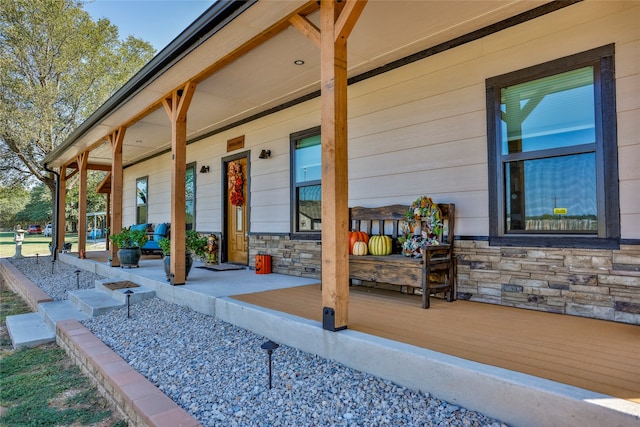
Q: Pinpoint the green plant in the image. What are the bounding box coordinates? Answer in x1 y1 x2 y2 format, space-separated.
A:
158 236 171 255
108 226 147 248
159 230 207 258
187 230 208 258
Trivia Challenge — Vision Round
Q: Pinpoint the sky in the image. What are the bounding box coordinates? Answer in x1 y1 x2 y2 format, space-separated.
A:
83 0 215 52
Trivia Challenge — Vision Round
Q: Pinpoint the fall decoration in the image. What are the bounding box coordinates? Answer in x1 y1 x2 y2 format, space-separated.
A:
227 161 245 206
348 231 369 254
352 240 368 256
399 196 443 257
368 235 393 256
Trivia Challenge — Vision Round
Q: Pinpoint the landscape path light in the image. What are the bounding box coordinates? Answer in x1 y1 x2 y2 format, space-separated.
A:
74 269 81 289
124 290 134 318
260 340 279 389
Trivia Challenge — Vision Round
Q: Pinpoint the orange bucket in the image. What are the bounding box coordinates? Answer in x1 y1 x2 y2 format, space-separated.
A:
255 254 271 274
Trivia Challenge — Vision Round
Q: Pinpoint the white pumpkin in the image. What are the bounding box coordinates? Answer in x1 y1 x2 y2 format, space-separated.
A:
352 240 368 256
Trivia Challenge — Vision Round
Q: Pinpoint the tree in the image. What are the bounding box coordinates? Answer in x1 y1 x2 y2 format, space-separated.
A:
0 186 29 229
0 0 155 194
15 183 52 224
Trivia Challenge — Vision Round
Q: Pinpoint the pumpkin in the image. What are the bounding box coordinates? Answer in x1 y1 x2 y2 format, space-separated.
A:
368 235 393 256
352 240 368 256
348 231 369 254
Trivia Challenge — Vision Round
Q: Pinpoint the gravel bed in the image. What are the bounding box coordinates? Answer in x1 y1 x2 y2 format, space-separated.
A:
8 256 507 426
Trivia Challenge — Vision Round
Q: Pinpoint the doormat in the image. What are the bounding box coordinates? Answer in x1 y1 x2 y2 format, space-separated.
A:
196 263 245 271
103 280 140 290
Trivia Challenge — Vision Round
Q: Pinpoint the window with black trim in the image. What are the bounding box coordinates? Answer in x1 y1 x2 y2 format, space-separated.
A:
186 163 196 230
291 126 321 238
486 45 619 248
136 176 148 224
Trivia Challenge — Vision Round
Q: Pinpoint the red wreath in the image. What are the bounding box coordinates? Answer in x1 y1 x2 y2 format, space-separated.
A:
228 161 245 206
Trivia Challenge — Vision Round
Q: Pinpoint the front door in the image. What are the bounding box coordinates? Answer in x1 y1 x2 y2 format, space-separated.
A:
226 156 248 264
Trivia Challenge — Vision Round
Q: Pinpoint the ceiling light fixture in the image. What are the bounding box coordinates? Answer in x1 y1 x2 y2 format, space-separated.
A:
294 60 305 65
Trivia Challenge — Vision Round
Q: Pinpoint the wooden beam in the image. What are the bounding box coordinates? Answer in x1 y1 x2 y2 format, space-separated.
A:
334 0 367 43
319 0 367 331
86 163 113 171
109 128 125 267
105 192 111 251
162 82 196 285
76 151 89 258
56 166 67 253
289 14 321 48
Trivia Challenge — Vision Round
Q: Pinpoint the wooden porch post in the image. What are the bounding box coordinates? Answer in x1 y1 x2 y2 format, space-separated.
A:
319 0 367 331
162 82 196 285
109 128 125 266
56 165 67 253
76 152 89 258
105 191 111 251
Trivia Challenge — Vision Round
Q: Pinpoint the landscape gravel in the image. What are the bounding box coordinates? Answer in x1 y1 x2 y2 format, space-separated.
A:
9 256 508 427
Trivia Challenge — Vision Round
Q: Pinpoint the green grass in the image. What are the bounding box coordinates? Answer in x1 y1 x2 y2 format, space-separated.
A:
0 232 79 258
0 283 126 426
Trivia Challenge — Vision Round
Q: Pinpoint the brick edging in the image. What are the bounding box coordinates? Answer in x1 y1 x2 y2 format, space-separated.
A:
1 258 201 427
0 258 53 310
56 320 201 427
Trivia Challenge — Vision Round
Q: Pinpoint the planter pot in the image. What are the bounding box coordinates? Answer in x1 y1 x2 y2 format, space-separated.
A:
163 253 193 282
117 247 142 268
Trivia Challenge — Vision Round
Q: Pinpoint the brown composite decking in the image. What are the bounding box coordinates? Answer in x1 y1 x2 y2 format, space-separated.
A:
234 284 640 405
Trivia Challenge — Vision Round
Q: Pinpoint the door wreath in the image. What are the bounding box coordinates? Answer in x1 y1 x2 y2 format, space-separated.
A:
227 161 245 206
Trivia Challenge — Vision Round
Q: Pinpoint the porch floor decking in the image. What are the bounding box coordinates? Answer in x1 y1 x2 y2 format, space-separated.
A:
233 284 640 405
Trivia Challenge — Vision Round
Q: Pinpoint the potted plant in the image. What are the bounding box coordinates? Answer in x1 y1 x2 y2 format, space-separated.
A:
109 226 148 268
159 230 207 281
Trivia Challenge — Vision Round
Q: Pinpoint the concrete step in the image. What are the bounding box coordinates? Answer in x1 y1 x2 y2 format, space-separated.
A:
69 289 124 316
95 279 155 304
6 313 56 349
39 300 91 331
7 279 153 349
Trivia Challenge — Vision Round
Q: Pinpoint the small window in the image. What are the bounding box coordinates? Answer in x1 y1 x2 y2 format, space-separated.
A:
486 45 619 248
291 126 321 238
136 176 148 224
186 163 196 230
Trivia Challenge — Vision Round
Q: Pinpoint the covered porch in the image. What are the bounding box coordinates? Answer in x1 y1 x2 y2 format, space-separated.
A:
62 251 640 426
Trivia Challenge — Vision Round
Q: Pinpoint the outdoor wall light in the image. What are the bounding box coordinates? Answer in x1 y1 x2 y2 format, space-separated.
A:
259 149 271 159
200 165 210 173
260 340 279 389
74 269 81 289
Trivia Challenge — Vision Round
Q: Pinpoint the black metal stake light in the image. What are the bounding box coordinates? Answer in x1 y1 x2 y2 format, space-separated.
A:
124 290 134 318
51 259 55 274
74 269 81 289
36 253 39 264
260 340 279 389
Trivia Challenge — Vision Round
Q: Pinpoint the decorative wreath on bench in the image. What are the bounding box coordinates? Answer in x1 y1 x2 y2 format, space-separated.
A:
399 196 443 257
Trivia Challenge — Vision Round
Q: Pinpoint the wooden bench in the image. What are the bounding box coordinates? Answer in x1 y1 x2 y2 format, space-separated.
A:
349 204 456 309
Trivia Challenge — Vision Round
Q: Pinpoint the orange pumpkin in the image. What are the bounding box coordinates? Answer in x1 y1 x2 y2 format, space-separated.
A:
349 231 369 254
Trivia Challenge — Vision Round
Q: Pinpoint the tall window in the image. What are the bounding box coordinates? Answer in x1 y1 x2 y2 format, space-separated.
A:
136 176 148 224
186 163 196 230
291 126 321 237
486 45 619 248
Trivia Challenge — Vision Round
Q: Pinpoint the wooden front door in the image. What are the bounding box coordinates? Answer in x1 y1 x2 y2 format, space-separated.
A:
226 157 248 264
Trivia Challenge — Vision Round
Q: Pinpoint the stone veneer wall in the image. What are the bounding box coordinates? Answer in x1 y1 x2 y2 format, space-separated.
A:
249 234 321 279
455 241 640 325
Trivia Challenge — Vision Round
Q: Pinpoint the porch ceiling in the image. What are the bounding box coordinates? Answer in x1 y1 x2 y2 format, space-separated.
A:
48 0 548 169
